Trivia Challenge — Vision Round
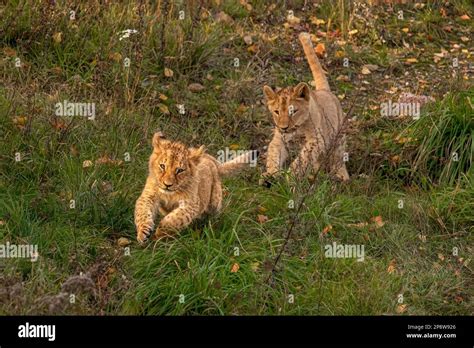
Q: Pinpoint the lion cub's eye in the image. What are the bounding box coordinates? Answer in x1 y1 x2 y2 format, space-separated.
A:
274 110 279 115
159 163 165 171
176 168 185 174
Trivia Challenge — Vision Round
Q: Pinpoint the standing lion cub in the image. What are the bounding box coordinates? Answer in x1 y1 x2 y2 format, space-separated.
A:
134 133 254 243
263 32 349 181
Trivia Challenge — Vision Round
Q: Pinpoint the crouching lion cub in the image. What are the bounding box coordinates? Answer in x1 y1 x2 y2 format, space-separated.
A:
262 32 349 181
134 133 255 243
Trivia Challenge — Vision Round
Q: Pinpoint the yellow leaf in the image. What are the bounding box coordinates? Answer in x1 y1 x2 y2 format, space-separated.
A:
387 259 396 274
164 67 174 77
335 50 345 59
13 116 27 127
250 262 260 272
52 32 62 44
322 225 333 235
82 160 93 168
372 215 385 228
117 237 131 247
159 93 168 101
405 58 418 64
396 304 407 314
348 29 358 36
231 263 240 273
229 144 240 150
247 44 259 54
158 103 170 115
402 28 409 33
310 16 325 26
315 43 325 57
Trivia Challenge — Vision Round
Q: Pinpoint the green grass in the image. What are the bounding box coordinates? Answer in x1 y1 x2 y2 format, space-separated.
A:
0 0 472 315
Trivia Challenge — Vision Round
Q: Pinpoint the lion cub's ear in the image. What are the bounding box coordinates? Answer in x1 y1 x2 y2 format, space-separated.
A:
152 132 165 150
189 145 205 166
263 85 277 100
294 82 311 101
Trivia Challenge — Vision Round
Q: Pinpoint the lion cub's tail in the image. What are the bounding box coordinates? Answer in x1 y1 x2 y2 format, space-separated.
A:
298 32 330 91
217 151 258 177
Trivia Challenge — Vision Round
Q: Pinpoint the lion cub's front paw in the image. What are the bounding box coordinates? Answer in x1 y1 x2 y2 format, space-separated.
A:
136 228 152 245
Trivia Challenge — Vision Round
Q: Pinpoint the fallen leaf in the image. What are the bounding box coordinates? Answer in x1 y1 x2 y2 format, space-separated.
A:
52 32 62 44
371 215 385 228
402 27 409 33
286 14 301 25
188 83 205 93
322 225 333 235
117 237 131 247
250 262 260 272
164 67 174 78
158 103 170 115
247 44 259 54
231 263 240 273
13 116 27 129
82 160 93 168
3 47 16 57
335 50 345 59
387 259 396 274
243 35 253 45
361 66 371 75
396 304 407 314
459 14 470 21
310 16 325 26
391 155 401 164
215 11 234 24
405 58 418 64
109 52 122 62
257 214 268 224
438 253 445 261
315 43 325 57
158 93 168 101
348 29 358 36
239 0 252 11
51 66 62 75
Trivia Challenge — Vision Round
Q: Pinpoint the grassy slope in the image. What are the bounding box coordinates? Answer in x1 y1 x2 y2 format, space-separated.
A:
0 0 472 315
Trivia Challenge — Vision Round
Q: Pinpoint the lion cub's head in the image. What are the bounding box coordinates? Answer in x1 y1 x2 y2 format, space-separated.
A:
263 82 311 133
149 133 205 194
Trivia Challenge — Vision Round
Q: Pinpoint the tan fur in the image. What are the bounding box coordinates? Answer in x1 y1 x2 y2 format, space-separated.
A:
262 32 349 181
134 133 252 243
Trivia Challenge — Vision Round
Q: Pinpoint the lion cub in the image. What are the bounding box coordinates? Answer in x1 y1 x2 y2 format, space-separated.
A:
134 133 254 243
262 32 349 181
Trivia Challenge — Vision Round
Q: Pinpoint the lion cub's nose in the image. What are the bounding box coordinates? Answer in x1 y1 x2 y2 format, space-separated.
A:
164 182 173 188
